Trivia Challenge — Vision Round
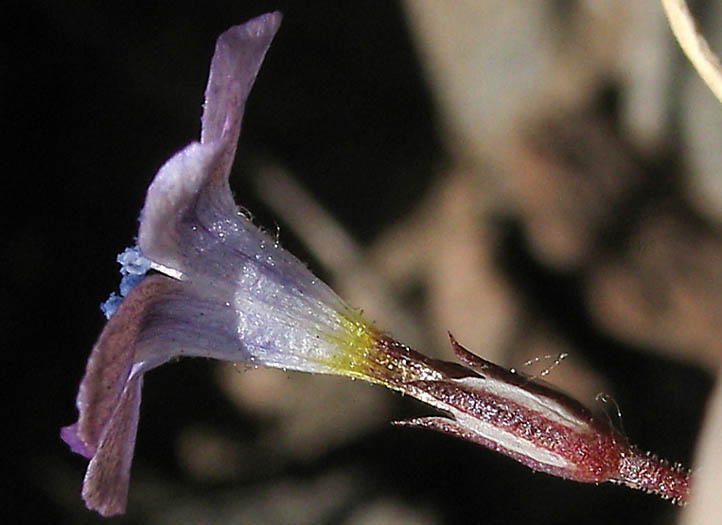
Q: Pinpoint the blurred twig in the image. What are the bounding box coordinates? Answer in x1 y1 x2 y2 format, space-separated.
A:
662 0 722 104
253 163 425 347
661 5 722 523
681 366 722 525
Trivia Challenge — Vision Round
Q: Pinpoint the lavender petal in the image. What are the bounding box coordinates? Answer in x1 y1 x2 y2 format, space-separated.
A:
60 423 92 459
201 12 282 148
70 276 171 456
81 373 143 517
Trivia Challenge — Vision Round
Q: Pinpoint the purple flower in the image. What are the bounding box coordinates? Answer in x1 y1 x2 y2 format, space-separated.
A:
61 13 290 515
62 12 690 517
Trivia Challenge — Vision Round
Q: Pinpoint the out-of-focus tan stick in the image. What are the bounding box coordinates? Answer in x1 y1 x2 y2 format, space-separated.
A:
253 164 424 346
661 0 722 105
682 368 722 524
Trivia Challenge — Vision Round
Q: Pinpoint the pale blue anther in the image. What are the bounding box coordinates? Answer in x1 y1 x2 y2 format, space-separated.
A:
100 246 153 318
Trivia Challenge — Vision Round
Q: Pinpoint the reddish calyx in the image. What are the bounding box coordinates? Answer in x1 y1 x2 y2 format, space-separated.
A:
374 333 691 504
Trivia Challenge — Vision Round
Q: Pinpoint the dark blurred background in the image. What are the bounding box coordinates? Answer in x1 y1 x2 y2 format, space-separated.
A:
4 1 721 524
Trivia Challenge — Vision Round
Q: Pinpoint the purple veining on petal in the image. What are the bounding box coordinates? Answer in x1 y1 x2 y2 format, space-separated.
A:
131 278 248 363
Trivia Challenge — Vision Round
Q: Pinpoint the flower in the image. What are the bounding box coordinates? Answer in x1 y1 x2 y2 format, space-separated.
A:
62 12 690 517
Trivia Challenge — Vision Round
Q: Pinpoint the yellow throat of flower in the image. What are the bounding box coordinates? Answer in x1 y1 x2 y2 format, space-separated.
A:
321 311 442 388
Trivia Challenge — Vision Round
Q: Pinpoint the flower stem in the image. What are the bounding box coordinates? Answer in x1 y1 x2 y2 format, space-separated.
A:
615 447 691 505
